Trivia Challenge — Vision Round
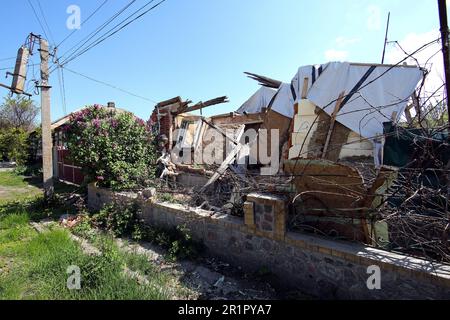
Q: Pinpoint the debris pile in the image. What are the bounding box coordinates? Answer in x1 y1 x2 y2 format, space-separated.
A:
147 60 449 262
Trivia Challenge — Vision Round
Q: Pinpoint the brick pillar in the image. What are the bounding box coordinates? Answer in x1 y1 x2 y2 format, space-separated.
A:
244 193 287 240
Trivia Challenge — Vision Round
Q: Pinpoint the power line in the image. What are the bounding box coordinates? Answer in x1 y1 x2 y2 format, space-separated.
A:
56 0 137 69
62 66 157 103
0 57 16 62
56 0 109 48
27 0 50 42
0 63 40 71
57 66 67 115
60 0 167 68
36 0 56 46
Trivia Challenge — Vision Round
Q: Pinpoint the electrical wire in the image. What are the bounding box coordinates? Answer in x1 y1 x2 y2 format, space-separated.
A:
56 66 67 115
35 0 56 46
60 0 166 68
27 0 50 42
62 66 157 103
0 63 40 71
0 57 16 62
55 0 137 69
56 0 109 48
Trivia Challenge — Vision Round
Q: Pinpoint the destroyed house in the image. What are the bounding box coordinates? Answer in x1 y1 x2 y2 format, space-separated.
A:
151 61 425 244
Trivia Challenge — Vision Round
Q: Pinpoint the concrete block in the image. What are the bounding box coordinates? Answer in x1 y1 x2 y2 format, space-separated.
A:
243 201 255 227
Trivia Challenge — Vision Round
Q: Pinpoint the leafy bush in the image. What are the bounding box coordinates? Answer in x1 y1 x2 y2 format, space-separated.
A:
92 201 202 261
0 127 28 165
93 201 142 238
158 193 176 203
64 105 156 190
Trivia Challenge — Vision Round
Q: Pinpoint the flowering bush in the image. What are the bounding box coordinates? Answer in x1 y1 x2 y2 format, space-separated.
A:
64 105 156 190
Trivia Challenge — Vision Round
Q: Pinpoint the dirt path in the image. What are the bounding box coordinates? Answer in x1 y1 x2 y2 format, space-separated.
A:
115 237 281 300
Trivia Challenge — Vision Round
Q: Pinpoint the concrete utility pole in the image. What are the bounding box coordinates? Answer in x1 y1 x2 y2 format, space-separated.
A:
438 0 450 124
38 37 54 198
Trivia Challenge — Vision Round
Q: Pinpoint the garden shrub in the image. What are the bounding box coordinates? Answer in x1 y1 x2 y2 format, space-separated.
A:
93 201 142 238
92 201 202 261
64 105 156 190
0 127 28 165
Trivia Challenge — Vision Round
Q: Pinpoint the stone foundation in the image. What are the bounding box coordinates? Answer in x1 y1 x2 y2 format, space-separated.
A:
88 183 450 299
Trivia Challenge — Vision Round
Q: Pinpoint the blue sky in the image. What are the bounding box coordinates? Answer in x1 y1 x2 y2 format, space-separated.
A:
0 0 443 121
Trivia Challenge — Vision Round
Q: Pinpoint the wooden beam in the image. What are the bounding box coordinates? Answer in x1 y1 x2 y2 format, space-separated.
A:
301 77 309 99
200 125 245 192
174 96 228 115
391 111 398 123
321 91 345 159
156 96 182 108
244 72 282 89
403 103 414 124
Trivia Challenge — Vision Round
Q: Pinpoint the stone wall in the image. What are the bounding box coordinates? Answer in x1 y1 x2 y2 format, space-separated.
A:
88 183 450 299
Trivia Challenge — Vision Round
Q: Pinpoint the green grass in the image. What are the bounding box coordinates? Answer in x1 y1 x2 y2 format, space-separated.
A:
0 172 191 300
0 171 28 187
0 171 41 204
0 213 181 300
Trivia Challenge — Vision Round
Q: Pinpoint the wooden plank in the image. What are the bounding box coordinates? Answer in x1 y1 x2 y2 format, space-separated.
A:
200 144 243 192
391 111 398 123
301 77 309 99
200 125 245 192
156 96 182 108
244 72 282 89
321 91 345 159
404 104 413 124
174 96 228 115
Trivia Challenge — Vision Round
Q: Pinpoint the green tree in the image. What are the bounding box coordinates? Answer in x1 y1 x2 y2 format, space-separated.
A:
0 127 28 164
0 96 39 131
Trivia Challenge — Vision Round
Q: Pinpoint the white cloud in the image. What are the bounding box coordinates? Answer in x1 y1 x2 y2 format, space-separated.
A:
385 29 443 100
335 36 361 47
324 49 349 61
367 5 381 31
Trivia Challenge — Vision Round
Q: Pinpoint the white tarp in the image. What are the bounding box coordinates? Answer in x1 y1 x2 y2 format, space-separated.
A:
236 86 277 114
269 83 296 118
236 84 296 118
238 62 423 139
303 62 424 138
291 65 321 99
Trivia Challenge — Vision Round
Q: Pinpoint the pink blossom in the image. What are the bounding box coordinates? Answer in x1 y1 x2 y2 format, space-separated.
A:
136 118 145 126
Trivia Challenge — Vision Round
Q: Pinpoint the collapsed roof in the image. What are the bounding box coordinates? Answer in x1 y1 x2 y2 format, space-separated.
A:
235 86 277 114
238 62 425 139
